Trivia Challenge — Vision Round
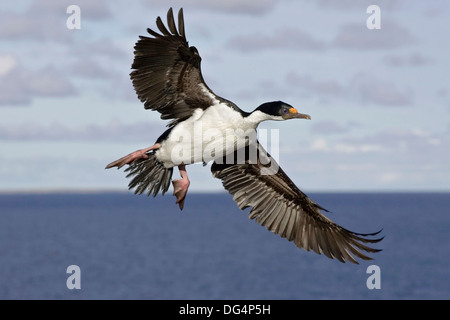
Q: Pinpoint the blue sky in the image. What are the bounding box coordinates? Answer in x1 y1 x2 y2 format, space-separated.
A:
0 0 449 193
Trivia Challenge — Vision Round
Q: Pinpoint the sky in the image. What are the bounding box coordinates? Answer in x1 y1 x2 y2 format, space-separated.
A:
0 0 449 193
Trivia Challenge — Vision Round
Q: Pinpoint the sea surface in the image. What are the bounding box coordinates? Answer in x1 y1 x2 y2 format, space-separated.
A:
0 192 448 300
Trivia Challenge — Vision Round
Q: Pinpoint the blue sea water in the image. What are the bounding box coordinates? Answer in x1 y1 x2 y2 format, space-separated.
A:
0 192 448 300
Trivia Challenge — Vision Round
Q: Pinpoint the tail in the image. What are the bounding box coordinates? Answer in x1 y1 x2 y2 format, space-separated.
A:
124 151 173 197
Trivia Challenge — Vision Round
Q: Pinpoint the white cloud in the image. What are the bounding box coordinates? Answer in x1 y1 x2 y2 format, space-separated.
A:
191 0 276 14
311 121 349 135
286 73 344 98
0 63 76 106
0 54 18 76
350 73 413 106
307 126 449 158
383 52 433 67
284 124 450 190
0 120 165 142
286 71 413 107
70 57 114 79
0 0 112 39
141 0 279 15
315 0 405 11
309 137 385 154
228 28 326 52
310 138 328 151
378 172 400 183
332 20 415 50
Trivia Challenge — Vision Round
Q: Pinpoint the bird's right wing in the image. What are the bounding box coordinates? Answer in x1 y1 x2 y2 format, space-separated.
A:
130 8 222 127
211 142 383 264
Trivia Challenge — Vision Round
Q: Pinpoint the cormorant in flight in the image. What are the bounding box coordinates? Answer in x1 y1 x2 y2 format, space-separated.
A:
106 8 382 264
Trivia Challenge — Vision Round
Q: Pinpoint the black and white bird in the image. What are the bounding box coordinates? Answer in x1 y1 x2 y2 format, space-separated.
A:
106 8 382 264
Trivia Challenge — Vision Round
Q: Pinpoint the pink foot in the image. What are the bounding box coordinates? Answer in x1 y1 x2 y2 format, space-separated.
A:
172 165 190 210
105 143 160 169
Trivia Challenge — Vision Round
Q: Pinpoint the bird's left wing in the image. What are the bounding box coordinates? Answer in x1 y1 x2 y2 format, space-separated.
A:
211 142 383 264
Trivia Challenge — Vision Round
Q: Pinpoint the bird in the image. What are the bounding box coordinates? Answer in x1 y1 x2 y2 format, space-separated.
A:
106 8 383 264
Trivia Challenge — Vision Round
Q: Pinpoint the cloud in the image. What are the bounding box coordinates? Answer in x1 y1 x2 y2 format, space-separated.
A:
0 54 17 76
70 57 115 79
285 71 412 107
0 25 130 105
0 0 112 42
69 38 129 79
315 0 404 11
228 28 326 52
293 125 450 189
190 0 277 15
67 37 131 87
309 126 449 158
382 52 432 67
0 59 76 106
235 70 413 108
142 0 279 15
0 120 165 142
363 128 447 152
378 172 400 183
31 0 112 20
286 73 344 98
314 128 448 176
311 121 351 135
0 43 130 107
350 73 413 106
332 20 415 50
71 38 128 60
0 156 121 191
309 137 385 154
0 2 127 106
0 10 69 42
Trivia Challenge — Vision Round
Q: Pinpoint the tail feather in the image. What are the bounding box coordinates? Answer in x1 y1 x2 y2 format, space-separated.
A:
124 151 173 197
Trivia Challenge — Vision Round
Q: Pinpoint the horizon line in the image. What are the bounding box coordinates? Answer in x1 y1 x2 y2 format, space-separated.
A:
0 188 448 195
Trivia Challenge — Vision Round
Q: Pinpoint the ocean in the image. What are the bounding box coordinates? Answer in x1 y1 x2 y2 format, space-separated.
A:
0 192 448 300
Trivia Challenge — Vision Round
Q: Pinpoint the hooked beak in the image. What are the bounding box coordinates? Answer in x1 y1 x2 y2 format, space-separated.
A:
285 107 311 120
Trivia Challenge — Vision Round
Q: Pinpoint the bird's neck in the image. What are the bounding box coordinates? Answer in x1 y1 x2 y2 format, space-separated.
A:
244 110 279 127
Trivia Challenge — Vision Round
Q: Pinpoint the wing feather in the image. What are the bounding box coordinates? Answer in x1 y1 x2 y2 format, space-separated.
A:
211 142 383 264
178 9 186 40
130 8 217 127
166 8 179 36
156 16 171 36
284 205 298 241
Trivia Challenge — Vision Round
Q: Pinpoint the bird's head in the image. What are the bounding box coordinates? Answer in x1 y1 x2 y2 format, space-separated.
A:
254 101 311 121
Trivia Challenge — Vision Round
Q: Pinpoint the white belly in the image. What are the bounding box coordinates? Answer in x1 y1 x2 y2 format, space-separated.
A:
155 103 258 168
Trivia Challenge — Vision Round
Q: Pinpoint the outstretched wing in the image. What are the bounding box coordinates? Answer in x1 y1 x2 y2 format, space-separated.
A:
211 142 383 264
130 8 218 127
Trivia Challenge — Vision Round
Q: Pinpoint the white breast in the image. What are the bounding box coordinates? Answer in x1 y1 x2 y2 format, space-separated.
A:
156 101 259 168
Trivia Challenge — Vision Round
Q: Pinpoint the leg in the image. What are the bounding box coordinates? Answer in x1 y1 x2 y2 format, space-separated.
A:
172 164 190 210
105 143 161 169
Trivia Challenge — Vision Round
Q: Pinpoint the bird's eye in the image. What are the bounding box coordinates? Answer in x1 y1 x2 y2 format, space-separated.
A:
282 108 288 114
